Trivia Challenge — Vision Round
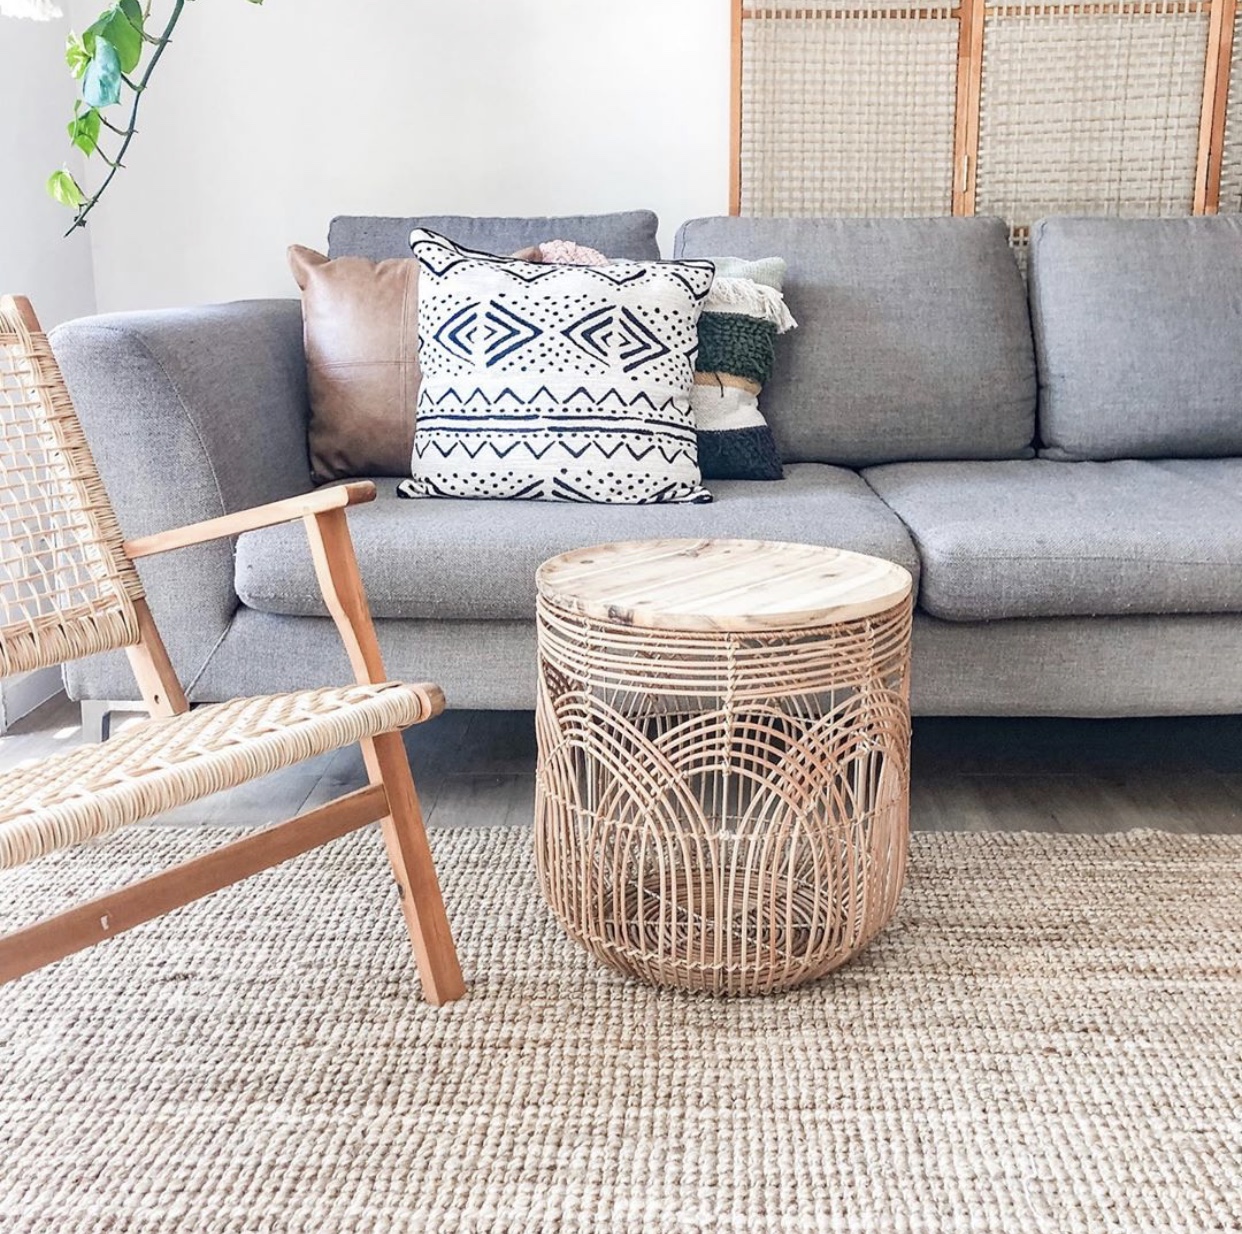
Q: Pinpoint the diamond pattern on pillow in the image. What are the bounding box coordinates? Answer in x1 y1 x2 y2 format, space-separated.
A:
399 230 714 504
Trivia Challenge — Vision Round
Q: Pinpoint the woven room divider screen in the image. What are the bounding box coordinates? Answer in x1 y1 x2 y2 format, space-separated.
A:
732 0 1241 245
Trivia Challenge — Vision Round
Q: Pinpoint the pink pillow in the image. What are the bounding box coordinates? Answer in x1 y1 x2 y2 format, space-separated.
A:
509 240 610 266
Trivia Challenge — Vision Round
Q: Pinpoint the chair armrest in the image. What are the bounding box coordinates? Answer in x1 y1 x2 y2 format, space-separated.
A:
125 482 377 560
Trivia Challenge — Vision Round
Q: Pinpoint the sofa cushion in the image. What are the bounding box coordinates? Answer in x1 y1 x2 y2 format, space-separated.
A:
328 211 661 263
691 256 794 481
287 245 419 481
1030 216 1242 461
674 217 1037 466
399 229 713 504
235 463 919 621
864 459 1242 620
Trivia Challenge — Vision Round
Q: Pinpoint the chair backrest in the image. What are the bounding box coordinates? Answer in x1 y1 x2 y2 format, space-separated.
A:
0 295 146 680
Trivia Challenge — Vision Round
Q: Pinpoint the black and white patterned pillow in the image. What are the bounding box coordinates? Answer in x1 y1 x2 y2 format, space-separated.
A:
398 229 714 504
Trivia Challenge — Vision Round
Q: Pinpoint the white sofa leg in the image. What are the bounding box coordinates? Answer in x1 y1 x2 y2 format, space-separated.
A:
80 700 115 743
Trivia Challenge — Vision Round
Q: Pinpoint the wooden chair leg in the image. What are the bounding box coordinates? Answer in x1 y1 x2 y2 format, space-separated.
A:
364 730 465 1006
302 507 464 1004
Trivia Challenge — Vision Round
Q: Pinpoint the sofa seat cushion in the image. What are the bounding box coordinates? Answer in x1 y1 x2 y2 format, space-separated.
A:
864 459 1242 620
235 464 919 621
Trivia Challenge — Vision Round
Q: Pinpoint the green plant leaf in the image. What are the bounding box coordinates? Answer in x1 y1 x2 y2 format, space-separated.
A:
82 38 123 108
65 32 93 79
86 6 143 74
67 107 101 156
117 0 143 32
47 169 86 209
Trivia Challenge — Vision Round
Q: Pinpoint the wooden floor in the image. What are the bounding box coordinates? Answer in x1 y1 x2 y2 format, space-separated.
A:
3 694 1241 834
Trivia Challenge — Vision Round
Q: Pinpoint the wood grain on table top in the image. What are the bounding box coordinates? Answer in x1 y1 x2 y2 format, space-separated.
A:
536 539 912 632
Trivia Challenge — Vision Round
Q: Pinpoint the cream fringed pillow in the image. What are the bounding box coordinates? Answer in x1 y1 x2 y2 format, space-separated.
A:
691 256 797 481
398 230 715 504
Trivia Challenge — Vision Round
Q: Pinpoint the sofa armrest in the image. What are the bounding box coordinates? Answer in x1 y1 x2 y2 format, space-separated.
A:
50 299 313 701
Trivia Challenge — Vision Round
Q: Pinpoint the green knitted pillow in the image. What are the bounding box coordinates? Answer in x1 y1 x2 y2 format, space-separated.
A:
690 257 796 481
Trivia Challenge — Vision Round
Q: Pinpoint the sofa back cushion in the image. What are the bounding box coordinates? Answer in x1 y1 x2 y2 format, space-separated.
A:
674 216 1037 466
328 211 661 262
1030 216 1242 461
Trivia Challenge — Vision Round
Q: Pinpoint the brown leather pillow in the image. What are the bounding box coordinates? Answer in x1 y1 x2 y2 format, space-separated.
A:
288 245 419 481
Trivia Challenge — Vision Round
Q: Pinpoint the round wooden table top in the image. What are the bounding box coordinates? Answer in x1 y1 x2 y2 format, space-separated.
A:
536 538 912 632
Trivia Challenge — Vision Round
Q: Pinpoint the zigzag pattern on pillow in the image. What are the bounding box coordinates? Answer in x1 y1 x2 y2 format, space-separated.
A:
402 229 714 505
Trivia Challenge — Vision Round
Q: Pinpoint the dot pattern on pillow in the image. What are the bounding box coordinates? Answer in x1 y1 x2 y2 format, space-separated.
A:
398 229 715 504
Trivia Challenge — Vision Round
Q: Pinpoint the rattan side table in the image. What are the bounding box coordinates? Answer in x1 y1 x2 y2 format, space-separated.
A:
534 538 914 996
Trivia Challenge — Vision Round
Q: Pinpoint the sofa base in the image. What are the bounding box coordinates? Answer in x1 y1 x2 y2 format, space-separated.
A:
908 611 1242 716
67 608 1242 729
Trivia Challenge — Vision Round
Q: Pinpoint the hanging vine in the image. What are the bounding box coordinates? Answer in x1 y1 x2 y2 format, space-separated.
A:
45 0 263 234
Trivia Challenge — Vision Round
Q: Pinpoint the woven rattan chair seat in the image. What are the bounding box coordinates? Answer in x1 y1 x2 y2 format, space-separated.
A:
0 682 434 869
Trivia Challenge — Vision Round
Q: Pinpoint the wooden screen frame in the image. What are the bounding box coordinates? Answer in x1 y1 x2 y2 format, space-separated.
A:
1195 0 1239 210
729 0 1238 216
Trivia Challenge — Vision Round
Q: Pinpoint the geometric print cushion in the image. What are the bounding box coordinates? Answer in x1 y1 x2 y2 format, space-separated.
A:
690 256 797 482
397 229 714 504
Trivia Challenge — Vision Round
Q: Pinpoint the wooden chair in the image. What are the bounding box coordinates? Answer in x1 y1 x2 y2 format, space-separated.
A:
0 295 464 1003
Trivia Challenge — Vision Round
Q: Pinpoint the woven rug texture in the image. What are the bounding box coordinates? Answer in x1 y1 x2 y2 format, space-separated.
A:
0 825 1238 1234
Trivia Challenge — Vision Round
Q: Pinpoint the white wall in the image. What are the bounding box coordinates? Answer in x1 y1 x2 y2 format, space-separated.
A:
0 15 97 326
0 3 728 724
0 17 98 729
81 0 732 312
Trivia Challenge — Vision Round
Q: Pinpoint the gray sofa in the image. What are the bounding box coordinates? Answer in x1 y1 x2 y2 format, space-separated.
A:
50 211 1242 737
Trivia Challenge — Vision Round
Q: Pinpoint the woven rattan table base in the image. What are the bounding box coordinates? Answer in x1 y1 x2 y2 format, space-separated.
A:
534 594 913 995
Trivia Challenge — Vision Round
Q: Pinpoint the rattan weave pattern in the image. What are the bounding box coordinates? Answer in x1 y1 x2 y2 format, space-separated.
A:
738 0 1240 239
535 592 913 996
0 302 144 678
974 4 1209 233
0 682 431 869
741 6 959 216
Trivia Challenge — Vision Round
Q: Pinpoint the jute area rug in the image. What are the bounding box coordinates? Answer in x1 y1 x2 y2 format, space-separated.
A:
0 826 1238 1234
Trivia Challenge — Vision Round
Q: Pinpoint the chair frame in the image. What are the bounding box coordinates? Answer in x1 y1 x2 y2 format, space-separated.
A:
0 296 465 1004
